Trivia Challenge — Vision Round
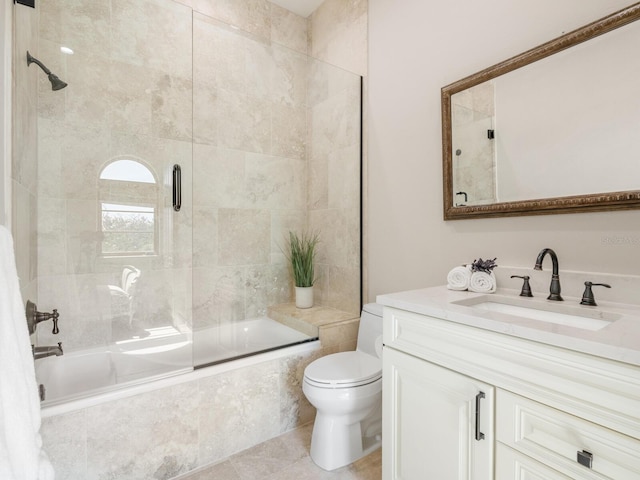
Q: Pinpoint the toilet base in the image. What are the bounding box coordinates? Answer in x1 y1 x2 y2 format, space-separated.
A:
309 412 382 471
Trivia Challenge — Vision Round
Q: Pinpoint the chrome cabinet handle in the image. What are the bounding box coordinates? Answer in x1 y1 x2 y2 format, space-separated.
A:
475 391 485 441
172 164 181 212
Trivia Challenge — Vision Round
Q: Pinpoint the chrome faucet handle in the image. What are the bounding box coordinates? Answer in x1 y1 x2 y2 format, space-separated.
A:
580 281 611 306
510 275 533 297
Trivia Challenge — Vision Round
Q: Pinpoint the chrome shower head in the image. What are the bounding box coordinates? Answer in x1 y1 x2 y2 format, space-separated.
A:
26 51 68 91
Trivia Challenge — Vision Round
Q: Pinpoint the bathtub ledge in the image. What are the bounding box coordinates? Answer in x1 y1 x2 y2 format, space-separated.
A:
268 304 360 352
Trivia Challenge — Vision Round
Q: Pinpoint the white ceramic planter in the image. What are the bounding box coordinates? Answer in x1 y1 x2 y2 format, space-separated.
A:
295 286 314 309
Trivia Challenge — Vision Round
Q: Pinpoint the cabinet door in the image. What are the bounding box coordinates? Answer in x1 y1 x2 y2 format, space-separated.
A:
383 347 494 480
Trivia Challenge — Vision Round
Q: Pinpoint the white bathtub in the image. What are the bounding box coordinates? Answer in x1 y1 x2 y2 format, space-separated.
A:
37 317 317 415
193 316 315 366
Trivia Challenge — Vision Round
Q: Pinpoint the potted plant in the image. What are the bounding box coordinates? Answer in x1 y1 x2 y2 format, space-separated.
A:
287 231 319 308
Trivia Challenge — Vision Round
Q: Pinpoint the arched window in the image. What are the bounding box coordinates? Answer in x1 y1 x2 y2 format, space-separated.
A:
100 159 156 183
99 159 159 256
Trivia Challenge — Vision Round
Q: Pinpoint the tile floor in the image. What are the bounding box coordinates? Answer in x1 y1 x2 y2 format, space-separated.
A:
173 422 381 480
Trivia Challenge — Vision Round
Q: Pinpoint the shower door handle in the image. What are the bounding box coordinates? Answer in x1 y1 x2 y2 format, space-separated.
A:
172 164 181 212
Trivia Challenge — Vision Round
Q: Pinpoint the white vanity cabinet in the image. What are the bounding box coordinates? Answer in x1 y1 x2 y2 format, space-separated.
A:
381 301 640 480
383 347 493 480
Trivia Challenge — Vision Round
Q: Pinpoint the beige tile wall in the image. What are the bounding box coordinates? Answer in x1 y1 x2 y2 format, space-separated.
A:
11 2 38 304
308 0 367 314
309 0 368 77
35 0 194 352
31 0 364 350
189 2 363 327
41 347 323 479
26 1 368 479
190 10 307 330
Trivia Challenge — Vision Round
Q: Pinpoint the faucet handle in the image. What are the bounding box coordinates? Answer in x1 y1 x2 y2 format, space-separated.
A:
511 275 533 297
51 310 59 334
580 281 611 306
26 300 60 335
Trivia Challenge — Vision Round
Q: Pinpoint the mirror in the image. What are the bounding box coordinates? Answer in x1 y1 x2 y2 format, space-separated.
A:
442 3 640 220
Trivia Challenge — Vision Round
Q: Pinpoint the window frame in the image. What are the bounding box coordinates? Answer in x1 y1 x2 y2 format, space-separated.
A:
98 158 160 258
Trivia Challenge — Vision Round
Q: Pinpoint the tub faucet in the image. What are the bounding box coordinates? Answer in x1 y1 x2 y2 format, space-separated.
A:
533 248 563 301
32 342 63 360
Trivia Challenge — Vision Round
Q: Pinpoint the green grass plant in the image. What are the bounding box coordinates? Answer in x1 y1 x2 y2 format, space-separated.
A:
288 231 319 288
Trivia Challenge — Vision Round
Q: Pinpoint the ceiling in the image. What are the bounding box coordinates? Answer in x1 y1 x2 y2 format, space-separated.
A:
270 0 325 18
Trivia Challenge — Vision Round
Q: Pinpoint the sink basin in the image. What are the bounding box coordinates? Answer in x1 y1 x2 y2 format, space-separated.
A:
452 295 621 331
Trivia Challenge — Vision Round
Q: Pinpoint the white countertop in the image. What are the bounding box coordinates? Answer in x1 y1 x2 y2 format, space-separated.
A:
377 286 640 367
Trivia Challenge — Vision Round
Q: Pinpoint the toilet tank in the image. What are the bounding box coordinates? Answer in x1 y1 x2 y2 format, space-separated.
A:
356 303 383 358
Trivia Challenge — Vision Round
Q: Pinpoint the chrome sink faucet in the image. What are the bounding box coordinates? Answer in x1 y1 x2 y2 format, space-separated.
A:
534 248 563 301
32 342 63 360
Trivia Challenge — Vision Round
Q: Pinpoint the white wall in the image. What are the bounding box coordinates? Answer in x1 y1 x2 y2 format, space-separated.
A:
367 0 640 300
495 20 640 201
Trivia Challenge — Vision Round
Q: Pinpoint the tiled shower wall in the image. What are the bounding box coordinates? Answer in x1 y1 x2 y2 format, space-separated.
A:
13 0 368 478
310 0 368 77
190 4 363 327
35 0 194 351
191 12 308 329
11 3 38 304
33 0 363 353
309 0 367 313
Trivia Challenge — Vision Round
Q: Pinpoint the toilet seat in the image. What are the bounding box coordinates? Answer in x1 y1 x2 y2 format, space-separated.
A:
304 351 382 388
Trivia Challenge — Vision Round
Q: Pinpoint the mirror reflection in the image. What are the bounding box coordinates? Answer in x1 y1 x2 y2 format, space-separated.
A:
451 81 495 206
443 4 640 219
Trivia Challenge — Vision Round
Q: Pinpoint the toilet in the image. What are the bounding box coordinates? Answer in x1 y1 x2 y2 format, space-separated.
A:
302 303 383 471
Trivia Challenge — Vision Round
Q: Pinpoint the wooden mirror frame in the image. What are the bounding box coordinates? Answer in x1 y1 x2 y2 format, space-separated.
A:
442 3 640 220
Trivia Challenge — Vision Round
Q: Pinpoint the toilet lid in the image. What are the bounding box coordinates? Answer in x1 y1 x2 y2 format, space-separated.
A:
304 351 382 388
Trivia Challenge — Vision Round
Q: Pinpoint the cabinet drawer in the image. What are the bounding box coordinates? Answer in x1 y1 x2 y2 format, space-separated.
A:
496 443 572 480
497 389 640 479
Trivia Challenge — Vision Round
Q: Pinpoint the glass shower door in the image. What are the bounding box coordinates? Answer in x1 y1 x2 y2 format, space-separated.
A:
191 13 362 366
35 0 193 400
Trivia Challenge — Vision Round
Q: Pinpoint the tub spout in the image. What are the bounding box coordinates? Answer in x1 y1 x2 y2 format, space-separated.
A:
32 342 63 360
533 248 563 301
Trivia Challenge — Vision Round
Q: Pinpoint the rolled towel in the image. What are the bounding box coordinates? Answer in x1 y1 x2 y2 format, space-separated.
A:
469 271 496 293
447 265 472 291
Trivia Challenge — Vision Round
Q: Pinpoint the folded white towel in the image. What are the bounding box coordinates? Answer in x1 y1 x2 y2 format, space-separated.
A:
469 271 497 293
0 226 55 480
447 265 472 291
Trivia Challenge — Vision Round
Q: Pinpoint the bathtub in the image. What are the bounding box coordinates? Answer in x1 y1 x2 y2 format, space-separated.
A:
37 316 317 414
193 316 316 366
38 333 321 479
